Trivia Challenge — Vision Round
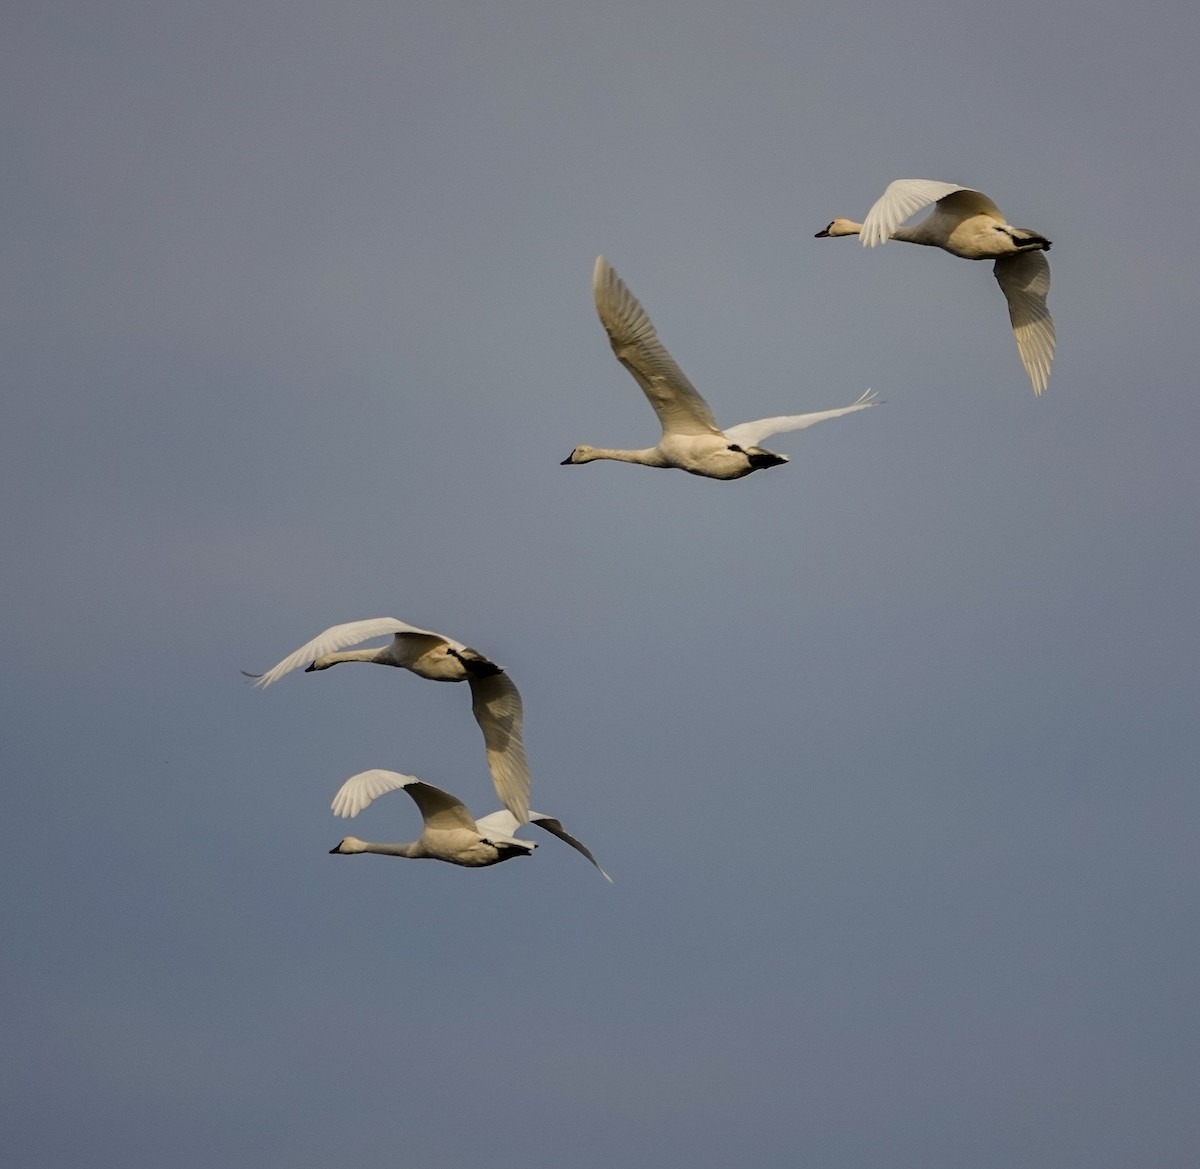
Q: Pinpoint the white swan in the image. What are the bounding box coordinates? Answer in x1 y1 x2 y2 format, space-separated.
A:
247 617 501 685
329 769 611 880
816 179 1055 395
561 256 878 480
247 618 530 825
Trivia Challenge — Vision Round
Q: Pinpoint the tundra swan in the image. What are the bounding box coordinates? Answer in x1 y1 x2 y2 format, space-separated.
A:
247 618 530 824
561 256 878 480
329 769 611 880
816 179 1055 395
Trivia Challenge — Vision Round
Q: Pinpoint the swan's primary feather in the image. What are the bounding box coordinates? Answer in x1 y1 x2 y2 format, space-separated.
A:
993 251 1055 396
248 617 461 688
468 672 531 826
332 769 478 832
860 180 1002 247
722 388 879 447
473 809 612 882
593 256 722 438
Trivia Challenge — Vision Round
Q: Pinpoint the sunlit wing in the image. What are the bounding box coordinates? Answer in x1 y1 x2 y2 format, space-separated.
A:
530 814 612 882
246 617 451 688
468 672 531 825
593 256 722 438
473 809 611 881
994 252 1055 395
331 769 477 831
722 388 879 448
472 808 528 845
861 179 988 246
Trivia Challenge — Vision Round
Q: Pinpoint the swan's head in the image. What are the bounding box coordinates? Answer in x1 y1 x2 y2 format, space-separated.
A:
561 445 598 466
305 658 335 672
1000 226 1052 253
330 836 367 855
814 218 861 239
446 646 502 677
745 447 788 471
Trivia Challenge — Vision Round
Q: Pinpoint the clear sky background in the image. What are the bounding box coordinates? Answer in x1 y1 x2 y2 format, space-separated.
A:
3 2 1198 1166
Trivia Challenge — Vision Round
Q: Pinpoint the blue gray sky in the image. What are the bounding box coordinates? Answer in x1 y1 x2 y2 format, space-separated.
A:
3 2 1198 1166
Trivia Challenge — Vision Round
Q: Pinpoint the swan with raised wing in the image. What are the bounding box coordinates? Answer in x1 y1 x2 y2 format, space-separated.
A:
329 769 610 880
561 256 877 480
816 179 1055 394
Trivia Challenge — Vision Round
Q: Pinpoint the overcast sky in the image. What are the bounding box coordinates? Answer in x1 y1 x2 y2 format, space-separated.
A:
3 2 1198 1166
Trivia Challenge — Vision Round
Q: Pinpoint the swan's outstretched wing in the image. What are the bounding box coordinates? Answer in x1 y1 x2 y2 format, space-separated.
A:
861 180 1001 246
593 256 722 438
469 809 527 845
722 388 879 448
332 768 418 817
530 814 612 882
474 809 612 882
331 769 477 831
994 251 1055 396
468 672 531 825
247 617 453 688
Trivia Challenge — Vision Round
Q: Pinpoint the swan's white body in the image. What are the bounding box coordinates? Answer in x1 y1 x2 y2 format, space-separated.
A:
816 179 1055 395
248 618 530 824
562 256 878 480
330 770 610 880
248 617 500 685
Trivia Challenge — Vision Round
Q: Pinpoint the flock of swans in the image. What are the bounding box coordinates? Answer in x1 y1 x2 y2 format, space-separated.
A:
249 178 1054 879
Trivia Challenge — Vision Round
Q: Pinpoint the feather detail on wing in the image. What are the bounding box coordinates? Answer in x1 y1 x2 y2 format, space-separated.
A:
861 180 990 246
994 252 1055 395
471 809 527 844
473 809 611 881
593 256 722 437
331 770 478 830
468 672 531 825
247 618 451 687
530 815 612 882
722 388 879 447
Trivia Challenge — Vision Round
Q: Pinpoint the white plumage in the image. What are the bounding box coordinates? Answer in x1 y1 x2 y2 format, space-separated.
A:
248 618 530 824
816 179 1055 395
561 256 878 479
330 770 610 880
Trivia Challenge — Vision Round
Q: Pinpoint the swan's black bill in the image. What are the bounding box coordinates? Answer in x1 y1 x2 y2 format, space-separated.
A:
814 226 831 238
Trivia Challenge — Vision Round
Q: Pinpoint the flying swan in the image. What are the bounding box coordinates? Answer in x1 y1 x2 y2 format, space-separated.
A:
560 256 878 480
246 618 530 824
816 179 1055 395
329 769 611 880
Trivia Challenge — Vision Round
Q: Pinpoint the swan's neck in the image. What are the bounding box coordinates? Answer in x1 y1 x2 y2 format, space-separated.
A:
310 647 390 670
822 219 934 245
889 223 935 246
577 446 669 467
337 836 424 858
363 841 423 857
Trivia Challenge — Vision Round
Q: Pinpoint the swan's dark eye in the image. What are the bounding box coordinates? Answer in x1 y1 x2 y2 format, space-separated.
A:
728 444 745 454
